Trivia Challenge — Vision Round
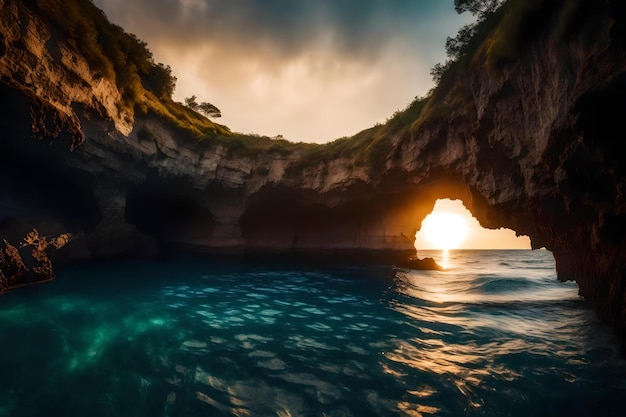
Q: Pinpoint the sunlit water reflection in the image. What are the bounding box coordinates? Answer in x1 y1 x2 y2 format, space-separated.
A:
0 251 625 416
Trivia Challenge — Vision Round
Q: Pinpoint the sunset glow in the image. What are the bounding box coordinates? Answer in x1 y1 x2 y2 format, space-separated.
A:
415 199 531 250
420 212 468 250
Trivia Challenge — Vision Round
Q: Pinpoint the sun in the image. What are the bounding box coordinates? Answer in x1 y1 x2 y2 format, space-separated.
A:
419 212 468 250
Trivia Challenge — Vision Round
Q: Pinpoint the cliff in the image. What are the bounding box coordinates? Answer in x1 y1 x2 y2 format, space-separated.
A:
2 0 626 348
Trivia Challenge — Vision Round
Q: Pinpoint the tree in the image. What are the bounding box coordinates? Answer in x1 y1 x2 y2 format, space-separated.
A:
144 63 177 98
454 0 503 20
184 96 222 118
184 95 199 110
430 61 452 84
445 24 478 61
198 102 222 118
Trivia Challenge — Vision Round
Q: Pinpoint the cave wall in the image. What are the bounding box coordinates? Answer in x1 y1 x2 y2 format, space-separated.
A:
2 0 626 347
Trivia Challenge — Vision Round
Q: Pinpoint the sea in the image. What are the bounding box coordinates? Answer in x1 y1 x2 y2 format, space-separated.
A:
1 249 625 417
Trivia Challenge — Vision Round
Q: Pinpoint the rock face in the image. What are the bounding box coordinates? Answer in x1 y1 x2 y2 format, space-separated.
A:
1 1 626 348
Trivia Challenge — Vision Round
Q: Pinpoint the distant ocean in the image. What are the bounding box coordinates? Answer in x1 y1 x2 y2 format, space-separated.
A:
1 250 625 416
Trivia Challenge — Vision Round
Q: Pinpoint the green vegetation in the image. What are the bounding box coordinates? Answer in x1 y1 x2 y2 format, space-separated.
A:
385 96 430 132
214 132 312 156
434 0 590 80
35 0 297 152
184 96 222 118
36 0 164 108
296 0 593 175
141 90 228 139
430 0 506 83
31 0 589 168
288 1 518 175
286 94 432 176
476 0 544 68
33 0 233 140
422 0 590 122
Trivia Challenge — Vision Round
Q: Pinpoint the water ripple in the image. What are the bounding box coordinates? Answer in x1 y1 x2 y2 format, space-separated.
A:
0 253 624 416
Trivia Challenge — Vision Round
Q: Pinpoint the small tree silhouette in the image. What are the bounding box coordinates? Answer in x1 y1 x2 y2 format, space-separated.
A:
198 102 221 118
184 96 222 118
454 0 502 20
184 95 199 111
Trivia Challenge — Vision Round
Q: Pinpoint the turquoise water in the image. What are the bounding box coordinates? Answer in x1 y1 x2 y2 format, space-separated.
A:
1 250 625 416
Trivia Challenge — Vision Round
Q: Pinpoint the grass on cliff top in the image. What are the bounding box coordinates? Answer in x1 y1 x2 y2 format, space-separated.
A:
285 95 430 175
137 90 309 156
139 96 308 156
140 91 229 139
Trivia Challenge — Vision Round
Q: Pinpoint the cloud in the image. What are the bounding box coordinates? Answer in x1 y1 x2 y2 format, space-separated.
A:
93 0 472 142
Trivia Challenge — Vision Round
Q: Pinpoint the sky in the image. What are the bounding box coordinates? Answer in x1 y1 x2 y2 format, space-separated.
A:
93 0 473 143
414 199 532 250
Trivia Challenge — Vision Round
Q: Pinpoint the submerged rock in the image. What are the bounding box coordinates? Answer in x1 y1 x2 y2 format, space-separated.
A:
399 257 443 271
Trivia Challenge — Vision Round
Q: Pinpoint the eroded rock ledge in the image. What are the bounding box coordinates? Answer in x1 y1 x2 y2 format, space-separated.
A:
1 0 626 349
